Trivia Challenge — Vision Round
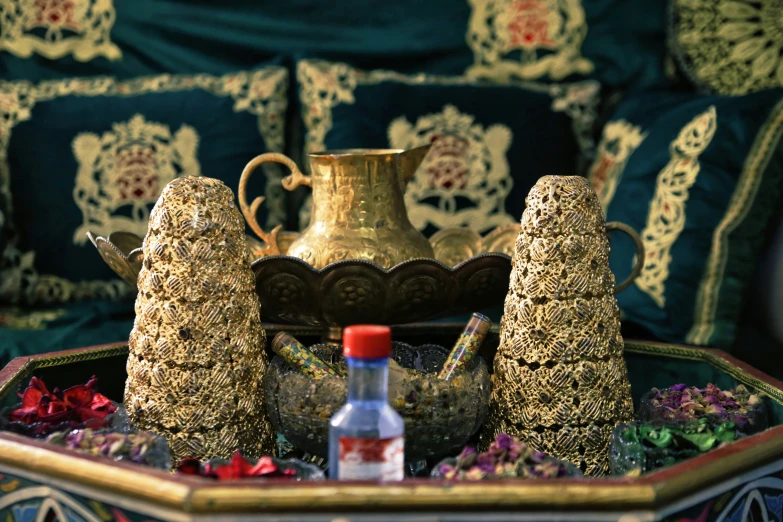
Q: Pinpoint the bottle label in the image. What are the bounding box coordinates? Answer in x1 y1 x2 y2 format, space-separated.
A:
338 436 404 481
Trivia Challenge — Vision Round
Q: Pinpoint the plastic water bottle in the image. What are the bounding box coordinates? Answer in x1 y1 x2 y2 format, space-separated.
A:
328 325 404 480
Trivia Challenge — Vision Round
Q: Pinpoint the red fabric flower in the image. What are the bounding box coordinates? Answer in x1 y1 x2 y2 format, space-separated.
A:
9 375 116 426
178 451 297 480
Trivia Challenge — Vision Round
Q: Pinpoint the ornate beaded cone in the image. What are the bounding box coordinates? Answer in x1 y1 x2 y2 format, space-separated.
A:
124 176 275 464
483 175 634 476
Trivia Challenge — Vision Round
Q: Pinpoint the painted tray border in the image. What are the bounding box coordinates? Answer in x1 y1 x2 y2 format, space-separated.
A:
0 331 781 514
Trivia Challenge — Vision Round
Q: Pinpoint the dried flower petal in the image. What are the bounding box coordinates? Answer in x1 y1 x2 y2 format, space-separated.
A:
177 452 305 480
8 376 117 431
434 434 575 480
645 383 765 431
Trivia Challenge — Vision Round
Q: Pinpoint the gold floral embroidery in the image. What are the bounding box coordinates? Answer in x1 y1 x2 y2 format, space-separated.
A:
587 120 647 211
636 106 717 308
0 0 121 62
296 59 599 230
0 68 288 305
466 0 593 81
688 98 783 346
0 307 67 330
72 115 200 244
550 81 600 163
388 105 515 232
297 60 357 157
672 0 783 95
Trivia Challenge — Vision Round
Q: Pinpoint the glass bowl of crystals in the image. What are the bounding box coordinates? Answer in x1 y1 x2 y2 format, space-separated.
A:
264 328 491 462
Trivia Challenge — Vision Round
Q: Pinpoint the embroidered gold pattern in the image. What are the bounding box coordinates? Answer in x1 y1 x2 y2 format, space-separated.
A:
0 0 122 62
0 307 67 330
636 106 717 308
72 114 200 244
688 97 783 346
0 68 288 304
388 105 515 232
588 120 647 211
673 0 783 95
296 59 599 230
466 0 593 81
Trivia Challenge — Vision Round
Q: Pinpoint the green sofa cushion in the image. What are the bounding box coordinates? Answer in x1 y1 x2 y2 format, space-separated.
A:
587 89 783 349
0 1 667 90
0 66 287 306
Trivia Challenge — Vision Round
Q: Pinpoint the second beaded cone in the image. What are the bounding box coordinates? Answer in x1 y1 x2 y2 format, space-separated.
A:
484 175 634 476
125 176 275 463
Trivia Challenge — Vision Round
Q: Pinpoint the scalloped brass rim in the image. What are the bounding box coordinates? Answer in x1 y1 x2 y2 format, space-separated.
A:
249 251 511 275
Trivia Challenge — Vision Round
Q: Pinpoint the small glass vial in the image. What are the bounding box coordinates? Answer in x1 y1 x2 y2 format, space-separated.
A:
328 325 404 481
438 313 492 381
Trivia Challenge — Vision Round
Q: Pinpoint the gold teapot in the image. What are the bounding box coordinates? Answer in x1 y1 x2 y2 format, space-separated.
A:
239 146 435 269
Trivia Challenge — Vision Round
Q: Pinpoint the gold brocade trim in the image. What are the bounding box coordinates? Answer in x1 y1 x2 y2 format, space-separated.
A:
636 106 717 308
0 0 122 62
0 68 288 305
672 0 783 95
0 308 67 330
687 97 783 345
296 59 599 229
465 0 594 82
587 119 647 212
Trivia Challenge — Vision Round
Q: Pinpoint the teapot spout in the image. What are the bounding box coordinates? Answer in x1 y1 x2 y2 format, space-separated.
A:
399 144 431 185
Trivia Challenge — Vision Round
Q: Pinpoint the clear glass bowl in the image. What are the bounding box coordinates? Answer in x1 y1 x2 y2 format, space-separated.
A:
609 420 744 476
264 341 490 461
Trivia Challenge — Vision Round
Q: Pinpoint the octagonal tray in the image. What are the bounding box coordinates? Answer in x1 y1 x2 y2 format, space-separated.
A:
0 325 782 522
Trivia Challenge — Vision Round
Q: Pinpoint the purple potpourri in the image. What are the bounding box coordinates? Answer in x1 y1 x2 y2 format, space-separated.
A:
46 428 171 469
640 383 766 434
432 433 579 480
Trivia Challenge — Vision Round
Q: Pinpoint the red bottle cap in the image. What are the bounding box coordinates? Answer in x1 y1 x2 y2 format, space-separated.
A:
343 325 392 359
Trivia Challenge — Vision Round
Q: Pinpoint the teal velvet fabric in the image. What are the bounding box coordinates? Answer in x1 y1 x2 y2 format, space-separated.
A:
588 89 783 349
0 1 667 90
296 59 596 236
579 0 668 89
0 66 287 305
0 0 472 82
0 300 134 366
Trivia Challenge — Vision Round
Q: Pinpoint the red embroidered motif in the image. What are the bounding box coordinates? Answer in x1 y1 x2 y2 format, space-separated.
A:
589 154 616 196
505 0 557 51
425 135 470 191
115 146 159 202
29 0 81 31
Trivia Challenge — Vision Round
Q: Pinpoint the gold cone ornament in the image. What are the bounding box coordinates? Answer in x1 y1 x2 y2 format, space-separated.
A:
124 176 275 463
484 176 637 476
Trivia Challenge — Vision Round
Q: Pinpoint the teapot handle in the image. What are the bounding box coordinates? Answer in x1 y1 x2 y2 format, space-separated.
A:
606 221 645 294
238 153 310 256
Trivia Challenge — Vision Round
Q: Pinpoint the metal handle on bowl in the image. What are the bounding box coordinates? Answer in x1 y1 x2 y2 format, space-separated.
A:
606 221 645 294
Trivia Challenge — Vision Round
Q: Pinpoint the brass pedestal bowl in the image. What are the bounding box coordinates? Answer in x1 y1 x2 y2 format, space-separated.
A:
264 342 490 462
88 226 517 327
